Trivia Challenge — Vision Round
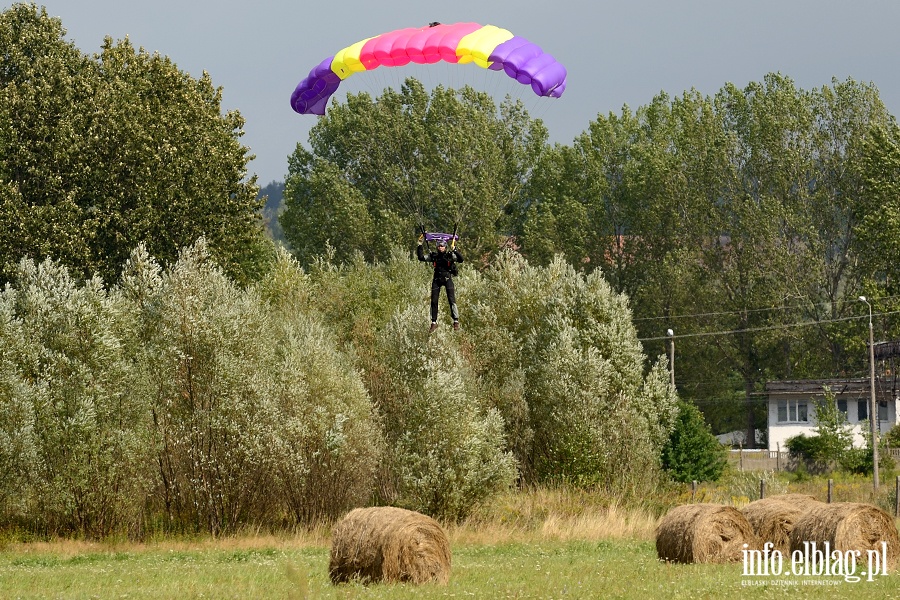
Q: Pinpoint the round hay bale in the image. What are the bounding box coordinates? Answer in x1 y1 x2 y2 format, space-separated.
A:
329 506 451 585
656 503 758 564
789 502 900 568
741 494 824 555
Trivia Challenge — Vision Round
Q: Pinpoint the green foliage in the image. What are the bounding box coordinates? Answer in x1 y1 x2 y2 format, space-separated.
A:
0 3 268 283
785 388 866 475
258 181 287 246
857 124 900 283
278 246 679 516
785 434 832 469
811 388 856 462
0 257 153 537
299 251 517 520
254 249 382 523
374 308 517 520
0 293 40 520
120 243 381 532
0 243 384 536
463 251 678 492
510 75 894 444
661 401 727 483
882 424 900 448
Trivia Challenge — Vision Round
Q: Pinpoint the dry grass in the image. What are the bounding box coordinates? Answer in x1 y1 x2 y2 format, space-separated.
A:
538 504 658 541
0 526 333 558
448 486 658 544
3 479 896 560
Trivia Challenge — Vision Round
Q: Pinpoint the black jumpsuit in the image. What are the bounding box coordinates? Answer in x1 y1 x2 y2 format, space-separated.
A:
417 244 464 323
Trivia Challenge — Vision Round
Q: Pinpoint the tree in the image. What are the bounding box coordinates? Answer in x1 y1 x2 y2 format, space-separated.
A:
662 401 727 483
120 242 382 532
810 387 855 467
857 121 900 342
0 256 154 537
784 389 858 474
281 79 548 265
534 75 893 444
0 3 269 284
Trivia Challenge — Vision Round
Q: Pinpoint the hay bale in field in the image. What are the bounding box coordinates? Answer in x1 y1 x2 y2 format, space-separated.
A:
741 494 824 555
656 503 758 564
789 502 900 568
329 506 451 585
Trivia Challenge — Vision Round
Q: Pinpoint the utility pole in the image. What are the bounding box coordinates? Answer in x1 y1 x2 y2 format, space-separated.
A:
859 296 880 490
667 329 675 389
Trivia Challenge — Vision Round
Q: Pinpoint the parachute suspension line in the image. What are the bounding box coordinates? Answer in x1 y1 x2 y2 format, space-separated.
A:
289 23 567 247
378 93 428 235
527 93 555 127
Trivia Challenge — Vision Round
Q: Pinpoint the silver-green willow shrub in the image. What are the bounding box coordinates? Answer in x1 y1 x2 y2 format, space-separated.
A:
375 306 517 521
121 243 278 533
120 243 381 533
254 249 382 523
0 243 382 537
304 250 517 520
463 250 678 493
0 258 153 537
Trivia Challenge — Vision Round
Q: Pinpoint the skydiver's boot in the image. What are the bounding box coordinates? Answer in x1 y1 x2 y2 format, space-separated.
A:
453 320 460 331
429 322 438 333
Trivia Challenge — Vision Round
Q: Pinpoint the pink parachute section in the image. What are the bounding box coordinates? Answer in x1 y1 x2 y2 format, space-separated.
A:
290 22 567 115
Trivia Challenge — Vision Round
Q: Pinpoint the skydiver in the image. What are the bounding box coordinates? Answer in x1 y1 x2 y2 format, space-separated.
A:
417 235 464 332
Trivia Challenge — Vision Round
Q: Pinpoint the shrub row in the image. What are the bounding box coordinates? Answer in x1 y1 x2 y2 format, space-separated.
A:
0 242 676 537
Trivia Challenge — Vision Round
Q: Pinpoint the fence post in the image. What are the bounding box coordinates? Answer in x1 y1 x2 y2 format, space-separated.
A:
692 480 698 502
760 479 766 500
739 444 744 472
776 442 781 471
828 478 833 503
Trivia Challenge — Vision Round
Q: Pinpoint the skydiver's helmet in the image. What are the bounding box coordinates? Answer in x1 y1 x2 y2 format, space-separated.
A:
437 239 448 251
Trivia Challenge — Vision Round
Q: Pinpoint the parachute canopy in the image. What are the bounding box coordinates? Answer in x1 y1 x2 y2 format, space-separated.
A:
290 22 567 116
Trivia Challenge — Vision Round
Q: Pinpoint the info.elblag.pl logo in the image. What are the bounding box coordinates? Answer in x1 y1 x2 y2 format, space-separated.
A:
741 541 890 585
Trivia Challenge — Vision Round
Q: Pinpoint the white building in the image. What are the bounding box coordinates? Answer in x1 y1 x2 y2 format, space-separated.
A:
765 378 898 452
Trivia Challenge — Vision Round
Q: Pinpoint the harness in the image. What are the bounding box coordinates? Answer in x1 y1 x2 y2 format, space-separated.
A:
432 253 457 278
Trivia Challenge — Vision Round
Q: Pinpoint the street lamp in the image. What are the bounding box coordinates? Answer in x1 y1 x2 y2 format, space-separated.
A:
859 296 880 490
667 329 675 389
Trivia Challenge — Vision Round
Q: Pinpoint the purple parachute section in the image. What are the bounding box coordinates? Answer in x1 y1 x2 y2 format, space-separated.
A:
290 23 567 115
425 232 459 243
488 36 567 98
290 57 341 116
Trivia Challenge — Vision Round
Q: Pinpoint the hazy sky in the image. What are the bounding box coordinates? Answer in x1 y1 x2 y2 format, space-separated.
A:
11 1 900 185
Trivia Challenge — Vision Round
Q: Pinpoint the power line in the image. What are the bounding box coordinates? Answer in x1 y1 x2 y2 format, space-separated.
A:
632 294 900 323
638 310 900 342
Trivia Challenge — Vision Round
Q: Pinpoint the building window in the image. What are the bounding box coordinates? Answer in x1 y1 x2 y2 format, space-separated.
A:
837 399 848 415
777 400 809 423
858 400 868 421
879 400 888 422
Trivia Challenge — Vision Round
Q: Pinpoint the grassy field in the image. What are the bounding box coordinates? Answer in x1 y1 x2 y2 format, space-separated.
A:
1 476 899 599
3 535 900 599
